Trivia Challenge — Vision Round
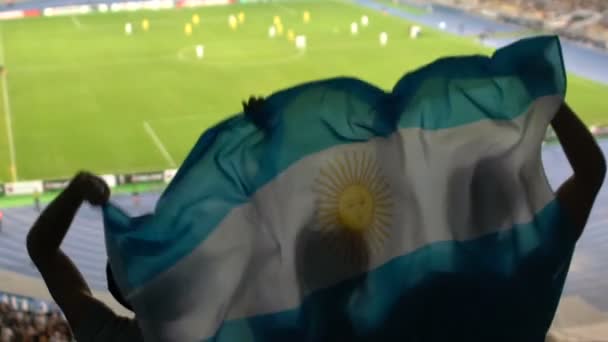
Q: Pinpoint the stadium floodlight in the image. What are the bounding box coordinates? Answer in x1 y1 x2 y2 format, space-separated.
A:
351 22 358 35
379 32 388 46
361 15 369 26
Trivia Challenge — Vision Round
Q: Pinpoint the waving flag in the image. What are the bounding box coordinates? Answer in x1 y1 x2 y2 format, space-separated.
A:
103 36 573 341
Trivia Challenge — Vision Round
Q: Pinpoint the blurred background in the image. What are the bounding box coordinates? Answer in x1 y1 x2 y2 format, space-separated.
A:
0 0 607 340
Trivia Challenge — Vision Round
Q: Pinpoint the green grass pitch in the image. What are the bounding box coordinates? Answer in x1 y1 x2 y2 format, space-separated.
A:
0 0 606 182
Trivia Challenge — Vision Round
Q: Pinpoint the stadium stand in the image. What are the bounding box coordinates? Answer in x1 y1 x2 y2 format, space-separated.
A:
0 291 72 342
432 0 608 49
369 0 608 84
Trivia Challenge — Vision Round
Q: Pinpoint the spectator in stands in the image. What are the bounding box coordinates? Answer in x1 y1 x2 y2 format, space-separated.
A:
49 321 72 342
1 299 71 342
26 172 142 341
1 327 14 342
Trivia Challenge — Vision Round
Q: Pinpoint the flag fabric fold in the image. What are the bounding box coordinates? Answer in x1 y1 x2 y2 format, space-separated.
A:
103 36 572 341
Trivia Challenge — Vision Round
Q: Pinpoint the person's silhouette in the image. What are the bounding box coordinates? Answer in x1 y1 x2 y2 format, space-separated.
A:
25 102 605 341
26 172 142 341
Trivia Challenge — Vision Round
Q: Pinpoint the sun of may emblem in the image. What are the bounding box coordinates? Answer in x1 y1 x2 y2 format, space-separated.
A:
313 151 393 255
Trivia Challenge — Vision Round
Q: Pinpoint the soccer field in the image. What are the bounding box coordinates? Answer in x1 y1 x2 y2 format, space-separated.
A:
0 0 607 182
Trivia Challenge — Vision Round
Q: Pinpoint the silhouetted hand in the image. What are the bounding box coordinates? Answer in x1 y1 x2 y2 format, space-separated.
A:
71 171 110 206
243 96 265 114
243 96 270 129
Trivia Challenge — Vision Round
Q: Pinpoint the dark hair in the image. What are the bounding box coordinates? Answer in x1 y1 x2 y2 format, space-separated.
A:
106 263 133 311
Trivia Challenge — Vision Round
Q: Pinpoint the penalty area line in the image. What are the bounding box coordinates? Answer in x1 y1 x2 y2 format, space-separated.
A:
143 121 177 168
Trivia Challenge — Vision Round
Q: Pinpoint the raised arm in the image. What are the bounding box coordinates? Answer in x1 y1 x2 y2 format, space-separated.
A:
551 102 606 239
26 172 110 329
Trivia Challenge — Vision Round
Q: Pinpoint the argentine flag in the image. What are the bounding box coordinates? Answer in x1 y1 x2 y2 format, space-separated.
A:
103 36 574 341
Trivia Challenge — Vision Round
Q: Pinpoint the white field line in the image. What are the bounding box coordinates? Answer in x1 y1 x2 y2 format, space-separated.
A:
0 29 17 181
70 16 83 29
143 121 177 167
